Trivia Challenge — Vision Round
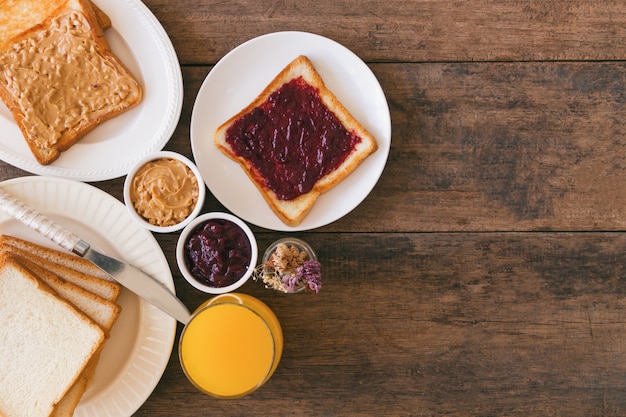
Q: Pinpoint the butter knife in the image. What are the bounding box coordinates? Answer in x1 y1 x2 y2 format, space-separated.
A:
0 188 191 325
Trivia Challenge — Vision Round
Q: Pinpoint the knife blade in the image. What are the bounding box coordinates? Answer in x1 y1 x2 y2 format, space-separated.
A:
0 188 191 325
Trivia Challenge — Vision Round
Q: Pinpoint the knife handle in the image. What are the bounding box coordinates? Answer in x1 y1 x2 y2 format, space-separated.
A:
0 188 81 253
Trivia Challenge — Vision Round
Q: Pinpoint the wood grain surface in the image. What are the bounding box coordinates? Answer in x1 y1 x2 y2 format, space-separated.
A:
148 0 626 63
1 1 626 416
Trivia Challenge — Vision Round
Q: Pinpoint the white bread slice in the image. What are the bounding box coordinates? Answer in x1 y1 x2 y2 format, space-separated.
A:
6 235 112 279
0 254 104 417
18 258 121 335
214 55 378 226
16 257 119 417
0 0 142 165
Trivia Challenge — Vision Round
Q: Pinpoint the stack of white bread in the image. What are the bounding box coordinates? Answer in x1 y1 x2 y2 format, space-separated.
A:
0 234 122 417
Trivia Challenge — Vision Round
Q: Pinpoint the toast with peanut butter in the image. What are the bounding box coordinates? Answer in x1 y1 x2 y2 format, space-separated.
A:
0 0 142 165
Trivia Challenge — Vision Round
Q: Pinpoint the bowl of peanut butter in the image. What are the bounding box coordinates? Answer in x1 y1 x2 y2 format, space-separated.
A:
123 151 206 233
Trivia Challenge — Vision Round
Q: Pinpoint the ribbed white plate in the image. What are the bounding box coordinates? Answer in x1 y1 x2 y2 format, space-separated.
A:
0 176 176 417
0 0 183 181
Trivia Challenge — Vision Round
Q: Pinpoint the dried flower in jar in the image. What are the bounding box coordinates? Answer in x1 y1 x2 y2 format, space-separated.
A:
253 242 322 293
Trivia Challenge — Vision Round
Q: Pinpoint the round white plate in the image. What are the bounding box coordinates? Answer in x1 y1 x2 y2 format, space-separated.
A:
0 0 183 181
0 176 177 417
190 31 391 231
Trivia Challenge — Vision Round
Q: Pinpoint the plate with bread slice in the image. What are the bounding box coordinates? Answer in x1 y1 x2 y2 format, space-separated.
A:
0 176 176 417
0 0 183 181
190 31 391 231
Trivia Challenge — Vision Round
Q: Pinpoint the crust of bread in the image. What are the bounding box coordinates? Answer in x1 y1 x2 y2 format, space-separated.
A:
89 1 111 29
214 55 378 226
0 0 142 165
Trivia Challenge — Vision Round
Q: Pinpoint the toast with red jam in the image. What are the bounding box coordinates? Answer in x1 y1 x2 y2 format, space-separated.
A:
214 55 378 226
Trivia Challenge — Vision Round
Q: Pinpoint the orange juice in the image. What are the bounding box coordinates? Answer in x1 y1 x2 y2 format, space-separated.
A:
179 293 283 398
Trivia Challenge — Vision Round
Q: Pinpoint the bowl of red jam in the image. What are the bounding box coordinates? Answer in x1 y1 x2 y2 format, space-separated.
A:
176 212 257 294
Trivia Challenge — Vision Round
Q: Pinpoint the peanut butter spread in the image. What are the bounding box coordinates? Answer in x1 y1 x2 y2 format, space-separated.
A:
130 158 200 227
0 9 138 148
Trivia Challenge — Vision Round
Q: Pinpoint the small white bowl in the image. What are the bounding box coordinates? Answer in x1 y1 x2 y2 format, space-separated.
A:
123 151 205 233
176 212 258 294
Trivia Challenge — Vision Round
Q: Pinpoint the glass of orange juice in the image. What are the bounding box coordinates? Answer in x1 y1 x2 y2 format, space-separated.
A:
179 293 283 398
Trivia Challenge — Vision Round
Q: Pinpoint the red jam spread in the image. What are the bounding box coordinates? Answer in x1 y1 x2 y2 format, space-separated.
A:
225 77 362 200
184 219 252 288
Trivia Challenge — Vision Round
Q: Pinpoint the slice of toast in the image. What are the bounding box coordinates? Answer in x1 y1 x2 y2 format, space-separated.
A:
0 253 105 417
0 0 142 165
214 55 378 226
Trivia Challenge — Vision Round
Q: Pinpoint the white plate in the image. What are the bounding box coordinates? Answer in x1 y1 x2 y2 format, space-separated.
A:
0 0 183 181
0 176 177 417
190 31 391 231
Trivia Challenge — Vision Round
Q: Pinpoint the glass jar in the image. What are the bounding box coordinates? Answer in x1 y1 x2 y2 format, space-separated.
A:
261 238 318 293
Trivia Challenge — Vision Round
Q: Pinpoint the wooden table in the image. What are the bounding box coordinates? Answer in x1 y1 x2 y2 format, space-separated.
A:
4 1 626 415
